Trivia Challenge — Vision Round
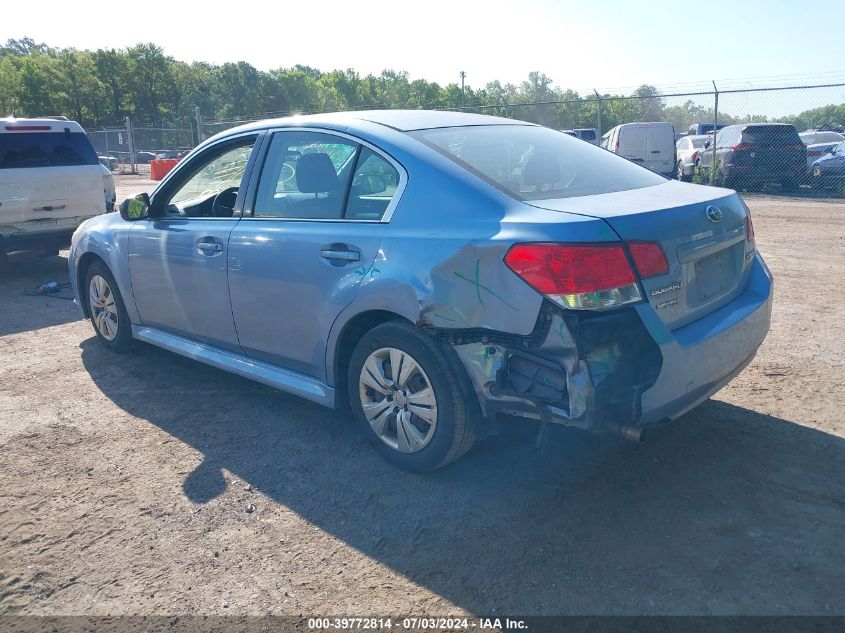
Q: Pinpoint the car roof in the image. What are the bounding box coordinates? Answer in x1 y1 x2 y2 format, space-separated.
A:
0 117 85 133
221 109 532 135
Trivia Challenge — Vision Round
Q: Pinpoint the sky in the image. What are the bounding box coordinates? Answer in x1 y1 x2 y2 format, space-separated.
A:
3 0 845 95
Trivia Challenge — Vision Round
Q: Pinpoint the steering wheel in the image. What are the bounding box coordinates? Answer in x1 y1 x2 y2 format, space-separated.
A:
211 187 239 217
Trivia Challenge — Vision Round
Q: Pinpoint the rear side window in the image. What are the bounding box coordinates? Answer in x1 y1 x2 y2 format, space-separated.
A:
254 131 401 221
0 132 98 169
412 125 665 201
741 126 801 146
579 130 596 142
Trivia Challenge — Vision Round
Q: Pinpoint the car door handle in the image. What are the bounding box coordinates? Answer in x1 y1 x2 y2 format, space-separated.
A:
321 249 360 262
196 238 224 254
650 150 661 154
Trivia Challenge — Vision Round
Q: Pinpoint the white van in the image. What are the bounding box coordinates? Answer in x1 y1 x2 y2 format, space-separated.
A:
1 117 112 257
600 122 677 177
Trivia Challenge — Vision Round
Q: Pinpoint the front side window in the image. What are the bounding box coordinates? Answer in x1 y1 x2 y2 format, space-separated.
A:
411 124 665 201
160 135 257 218
254 131 400 220
170 141 255 206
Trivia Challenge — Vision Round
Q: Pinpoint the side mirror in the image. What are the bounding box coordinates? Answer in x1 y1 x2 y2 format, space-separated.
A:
119 193 151 221
704 140 711 149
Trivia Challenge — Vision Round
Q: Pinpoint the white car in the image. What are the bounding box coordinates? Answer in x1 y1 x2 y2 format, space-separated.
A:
800 130 845 174
601 122 677 177
675 134 710 180
0 117 111 258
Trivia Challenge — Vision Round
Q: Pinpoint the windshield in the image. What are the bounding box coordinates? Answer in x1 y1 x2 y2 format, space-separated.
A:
410 125 665 201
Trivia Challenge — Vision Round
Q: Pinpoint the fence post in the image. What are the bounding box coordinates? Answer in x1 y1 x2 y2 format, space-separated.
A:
195 106 204 145
594 89 602 136
711 81 719 184
125 116 137 175
104 132 110 166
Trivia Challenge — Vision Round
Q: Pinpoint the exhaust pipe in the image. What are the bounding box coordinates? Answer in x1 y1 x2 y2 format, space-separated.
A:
616 424 648 443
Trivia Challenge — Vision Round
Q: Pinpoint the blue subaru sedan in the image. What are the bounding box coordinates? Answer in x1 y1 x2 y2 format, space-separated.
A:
69 110 772 470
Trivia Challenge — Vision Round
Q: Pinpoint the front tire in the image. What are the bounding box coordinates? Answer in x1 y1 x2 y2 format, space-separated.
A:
85 260 134 353
347 321 477 471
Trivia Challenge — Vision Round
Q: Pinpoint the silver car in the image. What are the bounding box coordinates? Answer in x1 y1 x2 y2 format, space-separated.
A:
69 110 772 470
675 134 710 180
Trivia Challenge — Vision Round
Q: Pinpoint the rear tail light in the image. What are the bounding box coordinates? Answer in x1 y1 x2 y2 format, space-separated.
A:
691 151 699 161
628 242 669 278
504 242 667 311
614 139 620 152
731 144 753 151
807 150 823 157
746 213 755 242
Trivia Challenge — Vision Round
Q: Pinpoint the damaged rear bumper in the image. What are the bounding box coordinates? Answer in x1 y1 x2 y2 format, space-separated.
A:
447 252 773 436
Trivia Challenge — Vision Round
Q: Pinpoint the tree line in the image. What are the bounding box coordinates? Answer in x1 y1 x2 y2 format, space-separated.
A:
1 37 842 134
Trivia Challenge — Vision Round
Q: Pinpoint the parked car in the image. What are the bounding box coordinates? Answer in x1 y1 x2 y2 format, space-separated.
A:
155 149 191 160
69 110 771 470
559 128 599 144
134 151 157 164
601 122 677 177
1 117 109 257
688 123 726 136
100 163 116 212
98 155 118 170
811 140 845 189
675 134 709 180
697 123 805 190
800 130 845 175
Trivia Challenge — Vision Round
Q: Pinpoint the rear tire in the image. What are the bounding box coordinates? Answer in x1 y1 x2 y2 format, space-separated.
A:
347 320 478 471
84 260 134 353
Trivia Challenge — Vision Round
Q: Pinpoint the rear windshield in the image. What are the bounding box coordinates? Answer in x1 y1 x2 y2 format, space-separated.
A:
409 125 666 201
0 131 99 169
741 126 801 145
578 130 596 141
690 138 708 148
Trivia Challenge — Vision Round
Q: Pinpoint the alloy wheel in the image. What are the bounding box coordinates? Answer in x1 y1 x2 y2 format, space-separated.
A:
89 274 119 341
358 347 438 453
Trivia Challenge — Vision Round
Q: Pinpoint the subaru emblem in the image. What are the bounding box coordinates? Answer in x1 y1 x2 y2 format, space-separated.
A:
706 205 723 223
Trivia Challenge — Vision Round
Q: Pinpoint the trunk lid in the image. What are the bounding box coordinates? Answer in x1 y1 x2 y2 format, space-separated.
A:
526 180 753 329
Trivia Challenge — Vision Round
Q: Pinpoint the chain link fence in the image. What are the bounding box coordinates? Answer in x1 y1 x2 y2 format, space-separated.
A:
457 82 845 194
134 80 844 195
87 122 196 175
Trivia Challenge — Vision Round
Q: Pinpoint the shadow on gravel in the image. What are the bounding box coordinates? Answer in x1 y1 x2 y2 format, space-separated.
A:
0 254 81 336
81 338 845 615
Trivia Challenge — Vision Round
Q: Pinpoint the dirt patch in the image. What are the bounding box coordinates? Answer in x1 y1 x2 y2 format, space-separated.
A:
0 194 843 616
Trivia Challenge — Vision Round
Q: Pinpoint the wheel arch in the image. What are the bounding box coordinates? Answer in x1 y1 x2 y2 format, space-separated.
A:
330 309 413 404
76 252 106 318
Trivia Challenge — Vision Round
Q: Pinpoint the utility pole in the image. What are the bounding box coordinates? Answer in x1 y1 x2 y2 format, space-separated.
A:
125 116 136 175
594 89 602 136
460 71 466 108
195 106 204 145
712 81 719 184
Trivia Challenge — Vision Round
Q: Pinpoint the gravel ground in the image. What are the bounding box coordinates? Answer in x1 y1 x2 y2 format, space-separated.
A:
0 186 843 616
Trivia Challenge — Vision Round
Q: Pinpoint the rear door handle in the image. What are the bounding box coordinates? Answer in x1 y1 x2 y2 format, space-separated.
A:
196 237 224 255
321 249 360 262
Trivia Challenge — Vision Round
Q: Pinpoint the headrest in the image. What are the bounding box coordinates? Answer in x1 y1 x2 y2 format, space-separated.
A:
522 151 561 188
296 153 339 194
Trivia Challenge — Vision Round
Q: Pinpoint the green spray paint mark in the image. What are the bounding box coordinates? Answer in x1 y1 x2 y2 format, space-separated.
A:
454 259 519 311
